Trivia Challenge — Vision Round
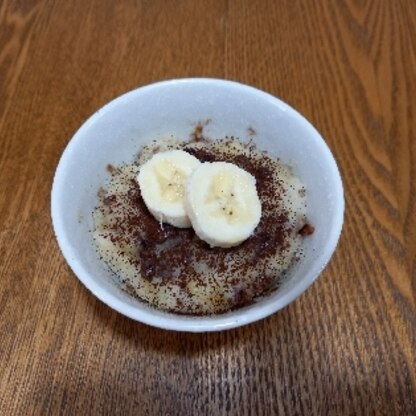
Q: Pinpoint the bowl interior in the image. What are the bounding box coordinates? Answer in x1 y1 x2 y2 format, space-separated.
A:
52 79 344 331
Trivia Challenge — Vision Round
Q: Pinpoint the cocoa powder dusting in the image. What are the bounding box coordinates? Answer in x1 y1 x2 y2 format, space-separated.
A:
106 164 120 175
190 119 211 142
94 137 311 315
299 223 315 236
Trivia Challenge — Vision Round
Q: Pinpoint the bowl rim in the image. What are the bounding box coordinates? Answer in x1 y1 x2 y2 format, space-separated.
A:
51 77 344 332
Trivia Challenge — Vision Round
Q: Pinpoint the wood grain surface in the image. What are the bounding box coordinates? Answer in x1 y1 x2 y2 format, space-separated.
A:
1 0 415 415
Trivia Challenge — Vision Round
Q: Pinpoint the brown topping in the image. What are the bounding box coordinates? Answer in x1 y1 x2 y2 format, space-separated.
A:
299 223 315 236
190 119 211 142
106 164 120 175
191 124 204 141
95 138 307 315
103 194 117 206
233 288 254 308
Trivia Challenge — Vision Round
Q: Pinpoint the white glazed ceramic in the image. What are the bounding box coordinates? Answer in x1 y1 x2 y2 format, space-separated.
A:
51 78 344 332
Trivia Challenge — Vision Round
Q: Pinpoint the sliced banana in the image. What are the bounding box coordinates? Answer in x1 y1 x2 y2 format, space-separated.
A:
137 150 201 228
185 162 262 247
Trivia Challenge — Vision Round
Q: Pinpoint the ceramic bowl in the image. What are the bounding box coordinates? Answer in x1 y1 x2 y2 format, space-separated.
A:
51 78 344 332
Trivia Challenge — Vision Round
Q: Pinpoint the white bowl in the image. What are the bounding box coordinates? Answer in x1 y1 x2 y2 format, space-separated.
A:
51 78 344 332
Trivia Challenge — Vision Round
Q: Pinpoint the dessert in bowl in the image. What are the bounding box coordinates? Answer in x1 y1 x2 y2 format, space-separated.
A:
51 78 344 332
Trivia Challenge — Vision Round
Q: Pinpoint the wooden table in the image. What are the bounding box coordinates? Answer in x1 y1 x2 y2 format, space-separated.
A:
1 1 415 414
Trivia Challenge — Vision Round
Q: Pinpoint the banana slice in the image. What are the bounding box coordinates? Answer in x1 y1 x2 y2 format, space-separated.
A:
137 150 201 228
185 162 262 247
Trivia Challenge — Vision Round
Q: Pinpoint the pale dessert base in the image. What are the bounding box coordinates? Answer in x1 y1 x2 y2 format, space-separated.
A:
92 137 308 315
